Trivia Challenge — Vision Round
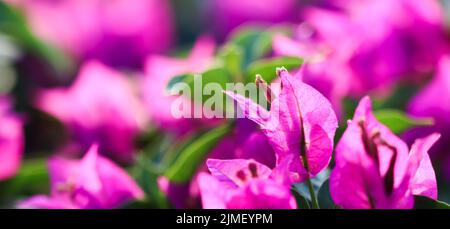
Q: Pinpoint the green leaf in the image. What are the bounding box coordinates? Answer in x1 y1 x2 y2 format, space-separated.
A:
0 158 49 198
185 67 232 102
228 25 291 69
342 97 357 118
228 26 273 67
167 67 232 101
166 74 189 92
218 44 244 80
291 188 311 209
132 153 170 209
372 84 421 111
292 169 329 205
164 123 232 183
374 109 433 134
166 67 234 115
246 56 303 83
317 179 336 209
414 195 450 209
0 2 73 75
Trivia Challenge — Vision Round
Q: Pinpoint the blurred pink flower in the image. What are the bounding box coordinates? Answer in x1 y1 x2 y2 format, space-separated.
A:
209 119 276 168
159 119 276 208
330 96 439 209
19 144 144 209
273 33 351 115
225 68 338 183
8 0 174 68
35 61 148 163
407 56 450 179
331 0 448 74
149 37 278 208
0 97 24 181
290 0 448 96
198 159 296 209
142 36 220 136
207 0 298 38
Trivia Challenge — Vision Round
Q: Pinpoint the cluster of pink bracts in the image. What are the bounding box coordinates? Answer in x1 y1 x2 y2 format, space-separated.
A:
10 68 441 209
1 0 449 209
210 70 439 209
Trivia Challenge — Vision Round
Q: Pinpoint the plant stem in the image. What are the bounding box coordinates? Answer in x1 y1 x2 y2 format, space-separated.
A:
290 75 319 209
306 176 319 209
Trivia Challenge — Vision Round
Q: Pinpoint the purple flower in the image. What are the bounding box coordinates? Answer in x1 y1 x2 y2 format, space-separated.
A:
225 68 338 182
306 6 402 95
330 0 448 74
330 96 439 209
19 144 144 209
35 61 148 163
207 0 298 38
0 96 24 181
7 0 174 68
198 158 296 209
291 0 448 96
142 36 220 136
273 34 352 116
208 119 276 168
407 56 450 179
159 119 276 208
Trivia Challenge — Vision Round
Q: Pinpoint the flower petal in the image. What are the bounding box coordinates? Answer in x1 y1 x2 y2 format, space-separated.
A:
408 133 440 200
206 159 272 187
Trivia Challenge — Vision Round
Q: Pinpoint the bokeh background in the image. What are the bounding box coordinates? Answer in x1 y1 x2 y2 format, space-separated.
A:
1 0 450 208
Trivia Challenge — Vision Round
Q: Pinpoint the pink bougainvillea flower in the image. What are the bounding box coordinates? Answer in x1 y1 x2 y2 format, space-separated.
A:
142 36 220 136
7 0 174 68
273 33 351 115
208 119 276 168
19 144 144 209
407 56 450 179
330 0 448 74
198 158 296 209
330 96 439 209
307 9 406 96
159 119 276 208
297 0 448 96
207 0 298 38
35 61 148 163
0 96 24 181
225 68 338 182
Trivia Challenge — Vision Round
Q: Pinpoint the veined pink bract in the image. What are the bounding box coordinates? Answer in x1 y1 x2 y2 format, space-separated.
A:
225 68 338 183
330 96 439 209
159 119 276 208
19 145 144 209
198 158 296 209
